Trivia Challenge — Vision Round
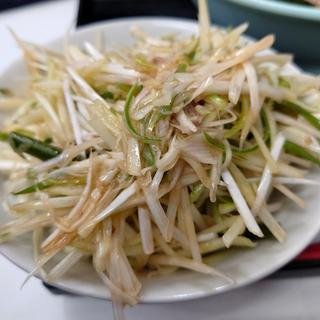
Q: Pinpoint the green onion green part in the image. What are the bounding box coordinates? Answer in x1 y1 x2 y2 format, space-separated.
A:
0 88 12 96
284 141 320 166
0 132 9 141
206 94 228 110
44 136 53 144
176 62 188 73
190 183 205 203
278 77 290 88
13 177 85 195
117 83 132 93
7 132 62 161
225 96 249 138
124 85 160 144
280 100 320 131
185 39 199 61
203 132 258 154
100 91 114 100
143 144 156 167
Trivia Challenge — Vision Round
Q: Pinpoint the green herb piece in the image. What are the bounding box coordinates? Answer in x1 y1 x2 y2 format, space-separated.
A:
219 202 236 214
284 141 320 166
176 62 188 73
280 100 320 130
206 94 228 110
147 96 176 133
185 39 199 61
135 54 155 72
14 179 54 195
260 108 271 145
27 168 37 179
225 96 249 138
14 128 35 138
124 85 160 144
13 177 85 195
159 104 173 118
143 144 156 167
278 77 290 88
203 132 258 154
43 137 53 144
212 202 222 223
0 88 12 96
0 132 9 141
110 107 118 116
131 85 143 96
145 111 158 133
117 83 132 93
190 183 205 203
100 91 114 100
8 132 62 161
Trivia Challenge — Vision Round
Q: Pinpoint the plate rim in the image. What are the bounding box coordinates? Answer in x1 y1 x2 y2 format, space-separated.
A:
1 17 320 304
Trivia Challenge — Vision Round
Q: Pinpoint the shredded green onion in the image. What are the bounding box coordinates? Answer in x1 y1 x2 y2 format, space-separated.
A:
124 85 160 144
176 62 188 73
100 91 114 100
225 97 249 138
117 83 132 93
44 137 53 144
219 202 236 214
284 141 320 166
190 183 205 203
185 39 199 61
143 144 156 167
278 77 290 88
7 132 62 161
0 132 9 141
212 202 222 223
13 177 86 195
206 94 229 110
14 128 35 138
135 54 156 72
159 105 173 119
0 88 12 96
280 100 320 131
204 132 258 154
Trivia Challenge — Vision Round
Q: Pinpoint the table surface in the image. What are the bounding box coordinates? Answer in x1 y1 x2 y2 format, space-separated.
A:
0 1 320 319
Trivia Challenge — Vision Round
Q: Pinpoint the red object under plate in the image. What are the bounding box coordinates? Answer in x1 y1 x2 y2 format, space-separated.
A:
296 243 320 261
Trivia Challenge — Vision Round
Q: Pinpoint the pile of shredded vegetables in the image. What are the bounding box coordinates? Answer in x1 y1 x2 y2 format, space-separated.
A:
1 1 320 318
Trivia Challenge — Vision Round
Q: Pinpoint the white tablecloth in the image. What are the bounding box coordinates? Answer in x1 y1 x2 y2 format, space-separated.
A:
0 1 319 319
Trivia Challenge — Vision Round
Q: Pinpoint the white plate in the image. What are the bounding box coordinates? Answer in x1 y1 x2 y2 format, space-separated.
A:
1 18 320 304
